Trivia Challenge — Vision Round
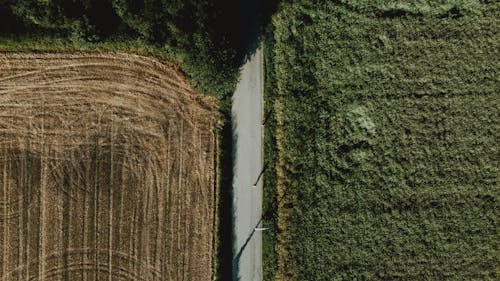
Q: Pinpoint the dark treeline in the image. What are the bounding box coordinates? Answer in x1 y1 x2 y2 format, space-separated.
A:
0 0 278 96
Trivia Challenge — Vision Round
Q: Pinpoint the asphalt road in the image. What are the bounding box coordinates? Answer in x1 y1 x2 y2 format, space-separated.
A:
232 47 264 281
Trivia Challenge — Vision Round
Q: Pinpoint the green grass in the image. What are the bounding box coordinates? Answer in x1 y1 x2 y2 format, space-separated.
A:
262 23 279 281
267 1 500 280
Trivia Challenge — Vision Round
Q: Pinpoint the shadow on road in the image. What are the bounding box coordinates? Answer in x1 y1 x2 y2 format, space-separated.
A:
224 2 280 281
232 217 264 281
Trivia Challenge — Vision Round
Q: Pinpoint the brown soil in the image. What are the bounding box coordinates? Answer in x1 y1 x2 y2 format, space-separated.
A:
0 52 218 281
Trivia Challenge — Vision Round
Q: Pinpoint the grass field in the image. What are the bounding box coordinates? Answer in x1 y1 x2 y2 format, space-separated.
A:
265 1 500 280
0 52 218 281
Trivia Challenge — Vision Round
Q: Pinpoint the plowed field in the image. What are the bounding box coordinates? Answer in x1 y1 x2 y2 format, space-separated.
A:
0 52 218 281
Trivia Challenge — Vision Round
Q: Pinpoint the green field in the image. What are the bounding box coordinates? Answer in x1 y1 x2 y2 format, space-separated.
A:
265 1 499 280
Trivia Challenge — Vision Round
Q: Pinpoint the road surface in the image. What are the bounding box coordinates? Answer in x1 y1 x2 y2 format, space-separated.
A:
232 47 264 281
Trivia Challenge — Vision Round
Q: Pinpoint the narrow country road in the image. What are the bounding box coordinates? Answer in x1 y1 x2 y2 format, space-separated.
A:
232 46 264 281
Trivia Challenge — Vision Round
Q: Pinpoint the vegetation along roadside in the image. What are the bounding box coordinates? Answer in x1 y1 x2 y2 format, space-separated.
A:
266 0 499 280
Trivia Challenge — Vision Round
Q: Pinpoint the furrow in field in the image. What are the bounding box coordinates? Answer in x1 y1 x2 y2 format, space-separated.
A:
0 52 217 281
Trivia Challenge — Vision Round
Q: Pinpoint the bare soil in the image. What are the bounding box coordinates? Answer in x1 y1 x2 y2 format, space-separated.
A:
0 52 218 281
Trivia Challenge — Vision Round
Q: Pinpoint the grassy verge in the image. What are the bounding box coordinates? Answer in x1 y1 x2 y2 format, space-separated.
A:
270 1 500 280
262 23 279 281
